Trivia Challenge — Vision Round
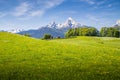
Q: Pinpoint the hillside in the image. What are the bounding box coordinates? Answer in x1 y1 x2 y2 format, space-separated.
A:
0 32 120 80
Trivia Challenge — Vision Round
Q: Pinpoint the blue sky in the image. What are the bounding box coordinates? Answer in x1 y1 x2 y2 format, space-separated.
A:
0 0 120 30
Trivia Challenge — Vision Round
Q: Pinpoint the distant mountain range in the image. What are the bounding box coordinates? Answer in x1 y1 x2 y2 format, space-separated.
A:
1 18 119 38
18 17 82 38
8 29 24 33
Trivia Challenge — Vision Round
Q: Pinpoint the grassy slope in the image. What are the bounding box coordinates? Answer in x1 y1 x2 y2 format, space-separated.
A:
0 32 120 80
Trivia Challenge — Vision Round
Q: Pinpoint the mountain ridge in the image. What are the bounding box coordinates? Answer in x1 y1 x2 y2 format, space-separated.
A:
9 18 120 38
18 17 82 38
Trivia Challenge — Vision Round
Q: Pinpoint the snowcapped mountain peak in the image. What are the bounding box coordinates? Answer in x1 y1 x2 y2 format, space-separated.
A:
42 17 81 29
66 17 76 24
59 17 81 29
68 17 73 21
47 21 58 28
116 20 120 26
50 21 56 25
8 29 24 33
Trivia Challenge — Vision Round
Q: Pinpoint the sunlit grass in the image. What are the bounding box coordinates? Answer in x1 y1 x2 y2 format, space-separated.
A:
0 32 120 80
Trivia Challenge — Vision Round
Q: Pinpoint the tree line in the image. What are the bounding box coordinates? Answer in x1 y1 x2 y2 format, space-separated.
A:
100 27 119 37
21 26 120 39
65 26 120 38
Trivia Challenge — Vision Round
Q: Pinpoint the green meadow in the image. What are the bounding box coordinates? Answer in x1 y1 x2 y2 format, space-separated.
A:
0 32 120 80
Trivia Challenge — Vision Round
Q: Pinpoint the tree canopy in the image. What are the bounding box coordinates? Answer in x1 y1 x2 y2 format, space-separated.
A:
65 26 120 38
100 27 120 37
65 27 98 38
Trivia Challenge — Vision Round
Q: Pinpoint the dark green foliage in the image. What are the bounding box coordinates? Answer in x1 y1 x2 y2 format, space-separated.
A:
43 34 53 39
65 26 120 38
100 27 107 37
23 33 31 37
100 27 120 37
65 27 98 38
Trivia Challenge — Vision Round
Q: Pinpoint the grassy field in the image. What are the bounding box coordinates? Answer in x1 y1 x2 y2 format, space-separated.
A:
0 32 120 80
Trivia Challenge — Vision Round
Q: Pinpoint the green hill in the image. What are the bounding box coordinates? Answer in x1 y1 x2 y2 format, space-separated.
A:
0 32 120 80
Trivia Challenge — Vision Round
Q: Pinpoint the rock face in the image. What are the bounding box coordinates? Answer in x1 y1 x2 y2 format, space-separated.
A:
18 17 82 38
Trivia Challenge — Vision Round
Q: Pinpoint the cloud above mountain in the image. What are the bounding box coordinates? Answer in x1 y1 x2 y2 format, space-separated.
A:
0 0 65 19
0 0 120 31
13 2 30 17
12 0 65 18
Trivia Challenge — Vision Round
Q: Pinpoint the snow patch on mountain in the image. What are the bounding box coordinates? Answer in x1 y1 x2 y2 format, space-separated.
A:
116 20 120 26
46 21 58 29
57 17 81 29
8 29 24 33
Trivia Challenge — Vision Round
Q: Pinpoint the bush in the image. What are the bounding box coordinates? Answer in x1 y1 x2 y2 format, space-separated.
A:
43 34 53 39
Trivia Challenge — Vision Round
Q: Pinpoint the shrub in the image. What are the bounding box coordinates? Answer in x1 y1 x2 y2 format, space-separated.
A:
43 34 53 39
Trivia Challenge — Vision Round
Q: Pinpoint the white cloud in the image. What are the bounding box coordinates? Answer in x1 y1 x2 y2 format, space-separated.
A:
80 0 108 6
96 0 106 5
80 0 95 5
29 10 44 17
12 0 65 19
43 0 65 9
86 15 99 21
0 12 6 18
13 2 30 16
